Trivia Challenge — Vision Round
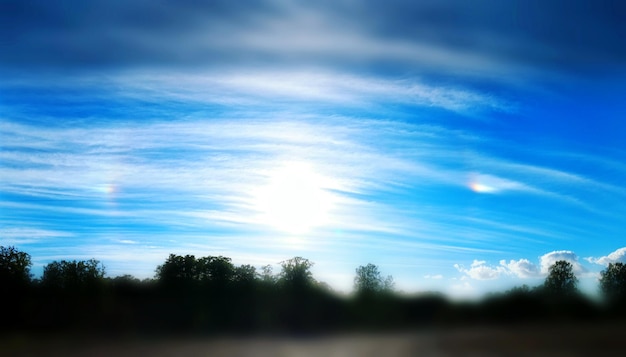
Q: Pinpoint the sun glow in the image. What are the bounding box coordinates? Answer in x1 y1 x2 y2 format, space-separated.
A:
254 162 334 234
470 182 496 193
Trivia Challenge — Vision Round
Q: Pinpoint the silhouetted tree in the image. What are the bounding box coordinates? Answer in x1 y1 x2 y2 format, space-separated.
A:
41 259 105 291
111 274 141 285
198 256 234 285
37 259 107 329
279 256 314 289
155 254 200 287
109 274 144 296
0 246 32 288
11 246 626 334
260 264 276 284
600 262 626 304
354 263 394 295
0 246 32 330
276 257 317 331
477 284 547 323
383 275 395 291
543 260 578 297
234 264 257 284
351 263 396 328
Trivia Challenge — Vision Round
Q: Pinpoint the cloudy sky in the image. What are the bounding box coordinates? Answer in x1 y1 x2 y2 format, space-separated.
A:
1 0 626 296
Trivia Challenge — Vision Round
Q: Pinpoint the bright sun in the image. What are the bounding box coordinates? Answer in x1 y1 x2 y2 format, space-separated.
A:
254 162 334 234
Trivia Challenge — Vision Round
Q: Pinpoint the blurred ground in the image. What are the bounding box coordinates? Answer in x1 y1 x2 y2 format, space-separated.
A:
3 323 625 357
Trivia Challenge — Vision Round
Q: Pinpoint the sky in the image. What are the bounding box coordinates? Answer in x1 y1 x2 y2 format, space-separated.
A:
1 0 626 297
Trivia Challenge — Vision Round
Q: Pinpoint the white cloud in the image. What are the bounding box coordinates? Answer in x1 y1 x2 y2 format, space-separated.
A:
499 258 540 278
456 251 588 281
539 250 585 274
586 247 626 266
454 260 507 280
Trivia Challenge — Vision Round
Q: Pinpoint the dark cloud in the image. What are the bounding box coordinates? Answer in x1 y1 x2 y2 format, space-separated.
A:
355 0 626 74
1 0 625 79
1 0 278 68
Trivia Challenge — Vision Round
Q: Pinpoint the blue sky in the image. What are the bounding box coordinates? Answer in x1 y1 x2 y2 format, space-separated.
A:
1 0 626 297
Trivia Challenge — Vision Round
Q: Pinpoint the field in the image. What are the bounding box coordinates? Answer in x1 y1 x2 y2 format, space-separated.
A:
3 323 625 356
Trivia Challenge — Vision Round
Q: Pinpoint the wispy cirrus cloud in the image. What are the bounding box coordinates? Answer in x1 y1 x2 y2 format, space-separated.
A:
0 227 74 245
3 69 508 114
3 105 625 287
3 113 623 241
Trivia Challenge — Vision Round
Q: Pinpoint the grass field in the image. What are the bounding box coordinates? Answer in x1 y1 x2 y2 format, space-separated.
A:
3 323 625 356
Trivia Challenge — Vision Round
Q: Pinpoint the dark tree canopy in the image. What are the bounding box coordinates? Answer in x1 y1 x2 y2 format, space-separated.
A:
234 264 257 284
41 259 105 291
155 253 258 289
260 264 276 284
155 254 200 284
279 256 314 289
111 274 141 284
198 256 235 284
599 262 626 303
0 246 32 287
8 246 626 335
543 260 578 297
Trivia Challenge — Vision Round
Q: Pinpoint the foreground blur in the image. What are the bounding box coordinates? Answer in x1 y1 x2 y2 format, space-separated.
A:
3 323 626 357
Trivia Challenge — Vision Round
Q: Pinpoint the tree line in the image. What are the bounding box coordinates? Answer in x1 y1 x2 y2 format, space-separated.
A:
2 245 626 335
